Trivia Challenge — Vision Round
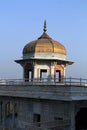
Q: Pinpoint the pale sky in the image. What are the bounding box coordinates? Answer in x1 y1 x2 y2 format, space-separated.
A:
0 0 87 79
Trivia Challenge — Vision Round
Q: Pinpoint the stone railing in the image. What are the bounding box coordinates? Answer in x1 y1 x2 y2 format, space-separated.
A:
0 77 87 86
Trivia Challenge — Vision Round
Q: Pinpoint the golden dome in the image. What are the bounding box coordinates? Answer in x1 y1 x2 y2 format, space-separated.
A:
23 22 66 55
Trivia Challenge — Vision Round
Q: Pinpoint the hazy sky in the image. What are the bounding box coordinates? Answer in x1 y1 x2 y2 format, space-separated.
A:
0 0 87 79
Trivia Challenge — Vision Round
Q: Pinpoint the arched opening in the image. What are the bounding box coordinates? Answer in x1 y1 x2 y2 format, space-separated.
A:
75 108 87 130
40 69 47 81
54 64 64 82
55 70 61 82
24 63 33 81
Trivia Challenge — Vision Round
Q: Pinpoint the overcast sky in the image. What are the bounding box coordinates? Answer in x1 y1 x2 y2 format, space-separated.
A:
0 0 87 79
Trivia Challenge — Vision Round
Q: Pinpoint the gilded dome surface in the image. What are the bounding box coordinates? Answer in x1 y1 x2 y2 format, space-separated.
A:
23 22 66 55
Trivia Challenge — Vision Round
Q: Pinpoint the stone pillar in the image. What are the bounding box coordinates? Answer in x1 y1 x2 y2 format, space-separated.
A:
50 62 54 81
23 66 25 80
19 62 26 80
69 103 75 130
12 101 15 128
0 102 2 125
33 61 38 81
2 103 5 129
47 69 50 80
64 66 66 77
34 66 37 79
22 63 28 80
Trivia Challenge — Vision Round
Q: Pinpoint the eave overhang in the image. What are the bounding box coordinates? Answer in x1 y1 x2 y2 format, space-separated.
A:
15 58 74 66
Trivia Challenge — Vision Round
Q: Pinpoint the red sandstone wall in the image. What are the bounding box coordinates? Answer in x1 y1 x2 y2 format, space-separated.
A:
54 64 64 81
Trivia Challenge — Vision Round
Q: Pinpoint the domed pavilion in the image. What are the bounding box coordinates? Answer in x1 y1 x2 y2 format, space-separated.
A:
15 21 73 82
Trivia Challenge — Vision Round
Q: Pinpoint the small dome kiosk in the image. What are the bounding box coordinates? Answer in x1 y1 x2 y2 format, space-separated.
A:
15 21 73 82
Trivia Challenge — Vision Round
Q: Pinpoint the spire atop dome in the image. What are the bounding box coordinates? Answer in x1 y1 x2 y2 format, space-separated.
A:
43 20 47 32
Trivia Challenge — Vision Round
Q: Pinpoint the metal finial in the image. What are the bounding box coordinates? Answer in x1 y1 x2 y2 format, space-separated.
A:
43 20 47 32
